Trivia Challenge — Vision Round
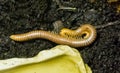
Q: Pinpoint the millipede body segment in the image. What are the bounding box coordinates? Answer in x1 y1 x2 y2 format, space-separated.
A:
10 24 97 47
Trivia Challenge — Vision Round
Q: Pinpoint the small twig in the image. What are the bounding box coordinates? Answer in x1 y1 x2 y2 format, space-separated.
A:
57 6 76 11
95 20 120 29
53 0 77 11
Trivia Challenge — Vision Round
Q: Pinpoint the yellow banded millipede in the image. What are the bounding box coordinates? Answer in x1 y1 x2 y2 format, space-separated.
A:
10 24 97 47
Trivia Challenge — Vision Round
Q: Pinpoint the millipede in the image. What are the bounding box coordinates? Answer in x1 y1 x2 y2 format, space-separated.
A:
10 24 97 47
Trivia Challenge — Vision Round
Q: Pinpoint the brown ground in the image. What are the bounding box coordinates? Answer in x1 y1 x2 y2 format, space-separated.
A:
0 0 120 73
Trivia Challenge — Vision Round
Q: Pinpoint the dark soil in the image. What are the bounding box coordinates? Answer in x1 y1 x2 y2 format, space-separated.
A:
0 0 120 73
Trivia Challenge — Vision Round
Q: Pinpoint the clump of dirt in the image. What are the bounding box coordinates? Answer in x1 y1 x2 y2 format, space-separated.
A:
0 0 120 73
